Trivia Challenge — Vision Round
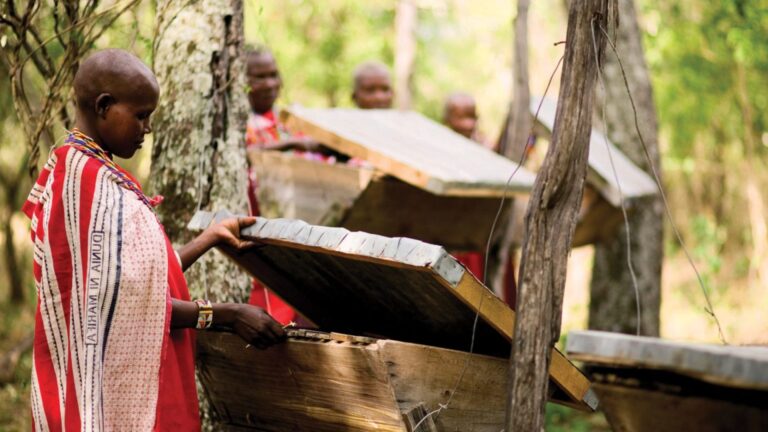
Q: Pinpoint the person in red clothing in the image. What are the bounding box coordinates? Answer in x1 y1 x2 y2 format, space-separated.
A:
443 92 517 306
243 47 322 324
23 48 284 431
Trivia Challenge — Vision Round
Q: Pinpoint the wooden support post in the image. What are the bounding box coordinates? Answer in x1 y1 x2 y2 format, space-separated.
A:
402 403 438 432
505 1 617 430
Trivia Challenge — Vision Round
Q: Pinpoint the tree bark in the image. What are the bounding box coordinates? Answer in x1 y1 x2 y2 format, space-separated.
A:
394 0 417 110
589 0 662 337
486 0 531 299
151 2 250 429
150 0 251 304
505 2 615 430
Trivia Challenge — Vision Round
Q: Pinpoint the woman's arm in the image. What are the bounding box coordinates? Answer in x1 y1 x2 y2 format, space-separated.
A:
171 299 285 348
176 216 257 271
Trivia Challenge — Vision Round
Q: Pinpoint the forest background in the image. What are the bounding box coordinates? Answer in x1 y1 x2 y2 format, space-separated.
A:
1 0 767 430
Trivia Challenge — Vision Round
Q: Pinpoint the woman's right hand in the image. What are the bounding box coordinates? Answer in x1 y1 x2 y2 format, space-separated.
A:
229 304 286 349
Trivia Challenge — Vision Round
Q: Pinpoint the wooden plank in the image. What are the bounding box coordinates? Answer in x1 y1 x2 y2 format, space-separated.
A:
249 150 376 225
567 331 768 390
282 107 536 197
188 210 595 411
197 332 406 432
340 176 514 250
199 332 585 431
382 339 507 431
530 96 657 205
250 151 513 250
443 271 594 407
584 365 768 432
593 383 768 432
402 404 438 432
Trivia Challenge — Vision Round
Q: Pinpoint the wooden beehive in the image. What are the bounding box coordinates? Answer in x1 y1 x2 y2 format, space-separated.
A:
251 107 537 251
567 330 768 432
189 211 597 431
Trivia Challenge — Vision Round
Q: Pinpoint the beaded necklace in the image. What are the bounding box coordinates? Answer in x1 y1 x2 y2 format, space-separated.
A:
66 129 156 211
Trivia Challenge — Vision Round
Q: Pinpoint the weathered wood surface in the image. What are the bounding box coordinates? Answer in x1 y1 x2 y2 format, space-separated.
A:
282 106 537 197
197 331 582 431
579 361 768 432
248 150 377 226
512 186 625 247
592 381 768 432
567 330 768 390
340 177 512 251
198 332 406 431
402 404 438 432
530 95 657 206
188 210 596 411
508 2 614 430
250 152 512 250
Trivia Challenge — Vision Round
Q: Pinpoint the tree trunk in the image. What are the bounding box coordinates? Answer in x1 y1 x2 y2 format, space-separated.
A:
486 0 531 299
588 0 662 337
150 0 251 304
151 2 250 429
394 0 417 110
505 2 615 430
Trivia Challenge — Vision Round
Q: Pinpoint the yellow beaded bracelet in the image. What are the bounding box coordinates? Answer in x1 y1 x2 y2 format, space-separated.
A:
195 299 213 330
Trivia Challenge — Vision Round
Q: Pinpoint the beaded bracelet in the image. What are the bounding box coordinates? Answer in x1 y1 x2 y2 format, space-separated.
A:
195 299 213 330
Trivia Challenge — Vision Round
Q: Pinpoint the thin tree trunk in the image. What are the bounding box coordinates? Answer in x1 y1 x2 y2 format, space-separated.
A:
394 0 417 110
486 0 531 299
3 204 24 304
589 0 661 336
505 2 615 430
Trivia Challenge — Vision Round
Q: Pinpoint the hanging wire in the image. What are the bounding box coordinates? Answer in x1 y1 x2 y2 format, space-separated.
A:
590 18 642 336
598 24 727 344
413 52 566 431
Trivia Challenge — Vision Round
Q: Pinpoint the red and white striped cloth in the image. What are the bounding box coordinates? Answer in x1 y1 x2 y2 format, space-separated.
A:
23 144 199 431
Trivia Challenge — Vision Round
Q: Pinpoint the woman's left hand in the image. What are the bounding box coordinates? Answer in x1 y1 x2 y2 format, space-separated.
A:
209 216 258 250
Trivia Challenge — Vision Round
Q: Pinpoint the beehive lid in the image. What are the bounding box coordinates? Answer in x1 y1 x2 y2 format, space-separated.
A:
189 210 597 411
282 106 536 197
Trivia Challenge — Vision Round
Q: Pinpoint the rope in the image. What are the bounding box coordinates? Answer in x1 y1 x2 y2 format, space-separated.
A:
417 52 566 427
590 18 642 336
598 24 727 344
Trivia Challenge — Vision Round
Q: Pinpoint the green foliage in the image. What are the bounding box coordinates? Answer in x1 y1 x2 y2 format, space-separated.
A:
245 0 395 108
643 0 768 290
546 403 611 432
244 0 538 133
644 1 768 158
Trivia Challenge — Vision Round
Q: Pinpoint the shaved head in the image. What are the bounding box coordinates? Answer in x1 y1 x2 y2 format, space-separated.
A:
74 49 159 112
352 61 390 90
72 49 159 158
443 92 479 139
351 61 393 109
443 92 476 119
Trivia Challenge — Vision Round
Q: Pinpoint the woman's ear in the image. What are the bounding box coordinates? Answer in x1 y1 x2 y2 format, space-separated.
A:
94 93 115 119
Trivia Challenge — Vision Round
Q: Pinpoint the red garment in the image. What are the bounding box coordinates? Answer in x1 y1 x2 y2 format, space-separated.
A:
452 251 517 308
23 143 199 431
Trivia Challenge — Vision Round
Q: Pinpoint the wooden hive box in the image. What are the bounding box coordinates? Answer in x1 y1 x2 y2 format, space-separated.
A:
189 211 597 431
567 330 768 432
251 107 537 251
